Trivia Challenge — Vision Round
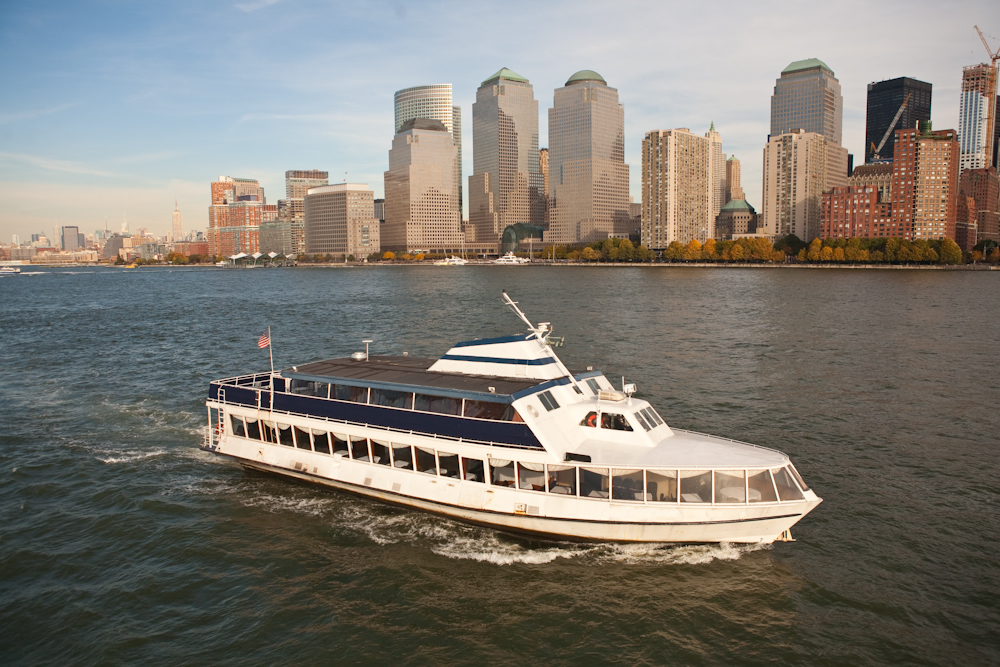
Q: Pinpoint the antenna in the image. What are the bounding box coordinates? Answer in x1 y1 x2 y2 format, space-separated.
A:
501 291 584 393
362 339 373 360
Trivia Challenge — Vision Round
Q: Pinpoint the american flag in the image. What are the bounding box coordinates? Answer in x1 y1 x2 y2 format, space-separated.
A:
257 331 270 349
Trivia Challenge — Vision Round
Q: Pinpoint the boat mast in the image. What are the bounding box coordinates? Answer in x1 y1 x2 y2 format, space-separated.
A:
501 291 585 393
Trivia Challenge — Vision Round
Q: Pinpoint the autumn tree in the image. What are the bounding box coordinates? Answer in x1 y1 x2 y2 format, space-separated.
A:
683 239 702 261
729 243 745 261
938 238 962 265
701 238 718 260
832 247 845 262
806 238 823 262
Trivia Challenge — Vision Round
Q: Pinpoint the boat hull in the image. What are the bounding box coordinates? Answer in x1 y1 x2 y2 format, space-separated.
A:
204 434 821 544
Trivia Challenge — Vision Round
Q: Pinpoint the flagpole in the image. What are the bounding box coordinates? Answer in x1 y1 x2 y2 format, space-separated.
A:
268 325 274 376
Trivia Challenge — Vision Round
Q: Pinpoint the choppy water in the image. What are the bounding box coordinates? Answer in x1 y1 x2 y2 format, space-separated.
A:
1 265 997 665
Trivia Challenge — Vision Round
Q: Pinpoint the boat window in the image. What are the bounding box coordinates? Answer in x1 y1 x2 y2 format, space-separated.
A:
634 411 652 432
572 386 583 395
646 470 677 502
787 464 810 492
370 439 390 465
312 430 331 455
290 379 329 397
546 465 577 495
293 426 311 449
332 433 349 456
714 471 746 503
464 400 511 421
371 389 413 410
586 379 600 395
332 384 368 403
262 421 279 444
538 391 560 412
414 394 462 415
490 459 515 486
391 444 413 469
350 436 370 461
601 413 633 431
612 469 645 501
518 462 546 491
276 423 293 447
415 447 437 474
772 467 804 501
245 417 261 441
580 467 610 498
462 457 484 482
679 470 712 503
643 407 664 426
747 469 777 503
230 415 246 438
437 452 460 478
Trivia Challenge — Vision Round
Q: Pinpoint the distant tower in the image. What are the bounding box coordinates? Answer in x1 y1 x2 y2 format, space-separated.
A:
865 77 932 163
539 148 549 227
547 70 631 245
121 214 128 235
469 68 544 246
770 58 843 145
958 64 998 171
706 122 726 222
394 85 463 216
726 156 745 202
172 200 183 242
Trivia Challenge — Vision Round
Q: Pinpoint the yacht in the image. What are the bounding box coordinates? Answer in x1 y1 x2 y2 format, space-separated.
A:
493 252 529 265
433 256 469 266
202 293 821 543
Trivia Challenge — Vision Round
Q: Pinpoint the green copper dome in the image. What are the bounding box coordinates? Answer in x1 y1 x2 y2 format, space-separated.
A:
481 67 529 87
721 199 756 213
781 58 833 75
566 70 606 85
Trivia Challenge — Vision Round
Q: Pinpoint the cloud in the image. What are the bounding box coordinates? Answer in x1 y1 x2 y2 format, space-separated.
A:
234 0 283 12
0 152 117 177
0 103 78 125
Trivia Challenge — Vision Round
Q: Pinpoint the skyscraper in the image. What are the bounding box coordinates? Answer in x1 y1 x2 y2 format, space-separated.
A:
539 147 549 226
207 176 266 257
726 156 745 202
383 119 464 253
547 70 631 245
640 126 725 249
865 77 932 163
770 59 843 145
761 130 848 240
958 64 998 171
394 85 463 216
468 68 543 247
891 123 959 240
285 170 328 254
172 200 183 242
304 183 380 257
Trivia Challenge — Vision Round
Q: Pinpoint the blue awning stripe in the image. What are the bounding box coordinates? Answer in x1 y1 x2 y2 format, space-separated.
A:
452 334 533 348
440 354 557 366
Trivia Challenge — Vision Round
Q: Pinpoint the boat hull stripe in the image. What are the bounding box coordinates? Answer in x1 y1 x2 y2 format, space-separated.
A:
452 335 533 348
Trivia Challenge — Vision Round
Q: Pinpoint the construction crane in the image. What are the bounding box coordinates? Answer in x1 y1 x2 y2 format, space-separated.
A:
975 25 999 168
870 92 912 162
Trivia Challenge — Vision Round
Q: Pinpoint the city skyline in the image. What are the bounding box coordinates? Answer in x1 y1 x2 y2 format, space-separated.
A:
0 0 996 240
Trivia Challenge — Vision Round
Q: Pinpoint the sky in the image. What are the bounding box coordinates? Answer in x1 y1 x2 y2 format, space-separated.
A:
1 0 997 241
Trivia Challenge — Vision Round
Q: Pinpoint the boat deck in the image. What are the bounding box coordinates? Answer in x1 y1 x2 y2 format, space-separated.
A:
287 355 565 397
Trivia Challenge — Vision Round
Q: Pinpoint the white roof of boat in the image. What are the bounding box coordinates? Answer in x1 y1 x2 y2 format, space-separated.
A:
575 429 788 469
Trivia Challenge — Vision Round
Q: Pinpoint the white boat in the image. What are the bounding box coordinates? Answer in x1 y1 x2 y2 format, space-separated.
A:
0 266 22 275
493 252 529 265
202 293 821 543
433 256 468 266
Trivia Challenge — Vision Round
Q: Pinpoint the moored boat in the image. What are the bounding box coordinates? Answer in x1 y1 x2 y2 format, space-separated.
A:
202 293 821 543
493 252 529 265
433 255 468 266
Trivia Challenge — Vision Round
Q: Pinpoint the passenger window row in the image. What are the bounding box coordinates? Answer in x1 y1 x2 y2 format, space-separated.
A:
229 413 808 503
286 380 520 422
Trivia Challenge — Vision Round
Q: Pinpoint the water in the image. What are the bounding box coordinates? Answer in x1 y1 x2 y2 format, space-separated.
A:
1 266 997 665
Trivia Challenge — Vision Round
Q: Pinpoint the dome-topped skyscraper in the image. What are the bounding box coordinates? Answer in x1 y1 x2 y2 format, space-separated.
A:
547 70 631 244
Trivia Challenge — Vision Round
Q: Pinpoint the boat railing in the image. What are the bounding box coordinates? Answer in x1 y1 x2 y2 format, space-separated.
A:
671 428 788 458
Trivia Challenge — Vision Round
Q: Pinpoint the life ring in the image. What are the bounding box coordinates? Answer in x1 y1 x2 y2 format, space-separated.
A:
586 413 597 427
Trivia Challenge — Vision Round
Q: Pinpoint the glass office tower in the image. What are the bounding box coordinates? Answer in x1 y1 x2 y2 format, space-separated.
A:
394 84 463 215
770 59 843 145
